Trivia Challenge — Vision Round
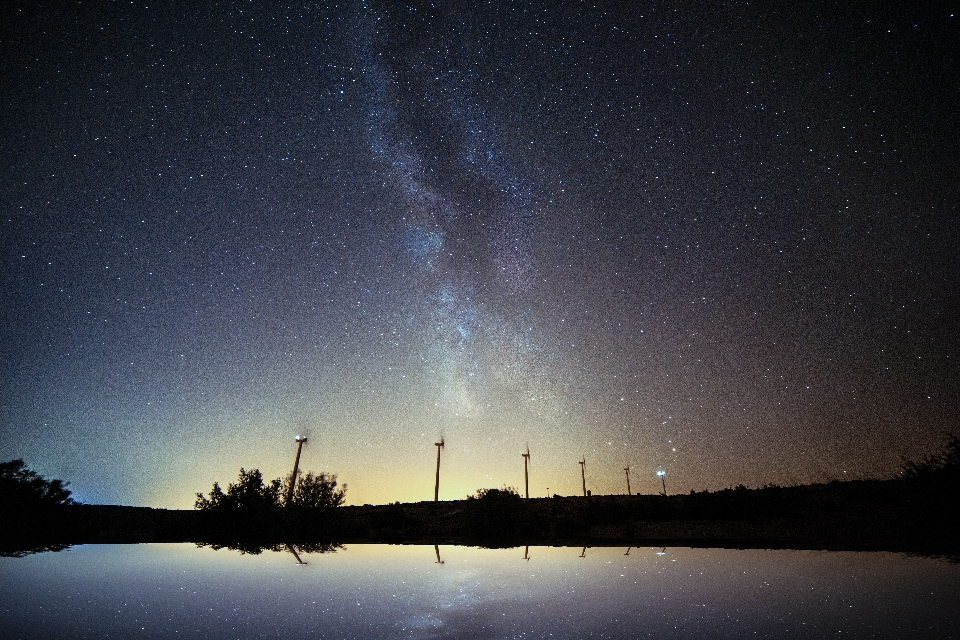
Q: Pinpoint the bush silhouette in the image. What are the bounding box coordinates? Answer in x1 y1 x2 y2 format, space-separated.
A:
195 468 283 510
195 467 347 510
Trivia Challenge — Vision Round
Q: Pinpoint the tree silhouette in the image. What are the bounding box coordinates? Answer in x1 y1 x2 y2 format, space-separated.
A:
195 540 343 555
464 486 525 539
0 459 74 509
468 486 521 501
901 433 960 481
194 468 283 510
284 471 346 508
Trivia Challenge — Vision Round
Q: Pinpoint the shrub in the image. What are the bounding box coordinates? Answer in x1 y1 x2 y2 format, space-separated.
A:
195 468 282 510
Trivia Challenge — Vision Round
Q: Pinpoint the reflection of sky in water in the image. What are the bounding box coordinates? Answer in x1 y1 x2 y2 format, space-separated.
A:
2 545 959 638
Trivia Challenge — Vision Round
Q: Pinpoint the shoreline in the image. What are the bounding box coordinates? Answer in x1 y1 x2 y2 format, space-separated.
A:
3 477 958 559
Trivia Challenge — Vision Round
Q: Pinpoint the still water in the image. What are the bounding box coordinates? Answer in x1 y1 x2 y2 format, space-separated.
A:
2 544 958 639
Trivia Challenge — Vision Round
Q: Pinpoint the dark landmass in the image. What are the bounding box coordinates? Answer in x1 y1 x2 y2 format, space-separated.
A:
3 476 958 559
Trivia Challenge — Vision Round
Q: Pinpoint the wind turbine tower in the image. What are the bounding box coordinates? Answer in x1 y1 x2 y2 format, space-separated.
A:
522 445 531 499
434 438 444 501
624 466 632 495
285 435 308 507
579 456 587 497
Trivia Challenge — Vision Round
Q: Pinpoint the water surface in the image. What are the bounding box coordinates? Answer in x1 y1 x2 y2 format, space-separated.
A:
2 544 958 638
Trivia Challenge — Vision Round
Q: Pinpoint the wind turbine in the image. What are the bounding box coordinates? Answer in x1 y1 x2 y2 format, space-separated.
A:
434 437 444 501
521 444 531 499
657 469 667 496
286 543 307 565
285 435 308 507
624 465 632 496
579 456 587 497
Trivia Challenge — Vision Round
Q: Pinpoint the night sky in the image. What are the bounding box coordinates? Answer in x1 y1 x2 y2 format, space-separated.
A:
2 2 957 508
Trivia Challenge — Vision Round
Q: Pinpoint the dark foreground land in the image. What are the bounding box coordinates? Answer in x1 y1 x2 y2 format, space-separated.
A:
3 477 958 559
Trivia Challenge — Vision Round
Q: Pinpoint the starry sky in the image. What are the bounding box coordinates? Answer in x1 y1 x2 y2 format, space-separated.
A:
2 1 957 508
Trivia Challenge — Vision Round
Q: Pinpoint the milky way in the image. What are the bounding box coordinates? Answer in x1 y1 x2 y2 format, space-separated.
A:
1 2 957 507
